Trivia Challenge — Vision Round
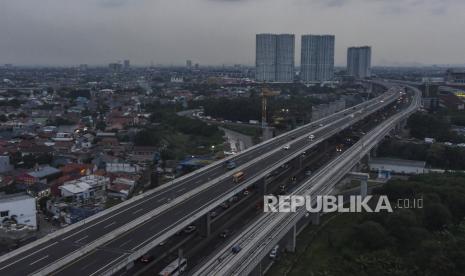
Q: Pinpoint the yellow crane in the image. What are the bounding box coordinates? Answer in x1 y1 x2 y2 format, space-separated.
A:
260 86 280 128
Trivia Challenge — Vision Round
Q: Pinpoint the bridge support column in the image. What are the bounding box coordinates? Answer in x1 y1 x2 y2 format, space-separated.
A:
198 214 211 237
348 172 370 199
361 179 368 198
258 178 269 195
285 224 297 253
311 212 320 225
125 261 134 271
250 262 262 276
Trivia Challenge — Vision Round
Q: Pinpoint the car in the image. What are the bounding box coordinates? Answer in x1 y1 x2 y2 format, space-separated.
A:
319 123 324 127
308 134 315 141
243 190 250 196
232 244 242 254
225 160 236 170
184 225 197 234
219 229 231 238
158 240 166 246
283 144 290 150
380 100 385 103
140 254 154 263
220 202 230 209
228 196 239 203
269 245 279 259
209 211 218 218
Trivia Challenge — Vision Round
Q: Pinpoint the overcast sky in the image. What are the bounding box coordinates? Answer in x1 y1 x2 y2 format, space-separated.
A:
1 0 465 66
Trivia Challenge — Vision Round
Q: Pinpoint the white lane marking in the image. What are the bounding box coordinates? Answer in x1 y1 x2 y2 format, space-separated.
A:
132 208 144 215
80 259 97 271
88 254 128 276
29 255 49 266
103 222 116 229
75 235 88 243
119 239 133 248
0 241 58 271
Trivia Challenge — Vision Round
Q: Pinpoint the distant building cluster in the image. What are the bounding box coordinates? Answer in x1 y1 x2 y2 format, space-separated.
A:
255 33 372 83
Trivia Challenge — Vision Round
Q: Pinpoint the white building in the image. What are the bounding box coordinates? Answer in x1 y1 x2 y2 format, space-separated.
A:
0 193 37 229
300 35 335 83
59 175 109 202
255 34 295 83
369 158 426 175
347 46 372 79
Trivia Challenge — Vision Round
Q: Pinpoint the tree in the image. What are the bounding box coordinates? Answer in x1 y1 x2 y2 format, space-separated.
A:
423 203 452 230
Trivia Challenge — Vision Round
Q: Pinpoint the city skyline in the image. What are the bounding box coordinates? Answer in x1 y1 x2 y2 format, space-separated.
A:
1 0 465 66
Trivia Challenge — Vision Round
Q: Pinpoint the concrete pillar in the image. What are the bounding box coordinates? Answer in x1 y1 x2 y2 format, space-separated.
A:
360 179 368 199
250 262 262 276
198 214 211 237
285 224 297 253
258 178 269 195
311 212 320 225
125 261 134 270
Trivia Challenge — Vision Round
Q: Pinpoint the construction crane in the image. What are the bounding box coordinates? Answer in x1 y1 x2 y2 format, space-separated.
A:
260 86 280 129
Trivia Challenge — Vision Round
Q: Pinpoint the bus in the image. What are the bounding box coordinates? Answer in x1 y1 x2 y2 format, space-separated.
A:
232 171 245 183
158 258 187 276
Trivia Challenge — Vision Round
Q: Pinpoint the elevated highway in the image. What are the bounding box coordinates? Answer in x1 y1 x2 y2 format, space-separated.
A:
0 82 400 276
193 84 422 276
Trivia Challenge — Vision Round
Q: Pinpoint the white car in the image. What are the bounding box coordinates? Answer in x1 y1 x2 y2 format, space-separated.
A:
184 225 197 234
308 134 315 141
269 245 279 259
283 145 290 150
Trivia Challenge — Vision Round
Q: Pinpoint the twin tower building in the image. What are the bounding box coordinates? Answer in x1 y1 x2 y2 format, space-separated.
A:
255 34 371 83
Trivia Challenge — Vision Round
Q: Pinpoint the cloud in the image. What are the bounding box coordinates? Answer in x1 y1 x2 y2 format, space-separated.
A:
1 0 465 66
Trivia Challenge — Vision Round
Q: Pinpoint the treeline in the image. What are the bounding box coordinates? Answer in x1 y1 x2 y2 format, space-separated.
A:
202 97 261 122
407 112 464 143
378 140 465 170
201 96 319 124
134 114 221 147
291 174 465 276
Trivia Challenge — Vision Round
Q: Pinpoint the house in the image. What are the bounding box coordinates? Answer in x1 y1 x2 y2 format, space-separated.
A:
17 166 61 185
0 155 13 173
0 193 37 229
59 175 109 202
131 146 157 162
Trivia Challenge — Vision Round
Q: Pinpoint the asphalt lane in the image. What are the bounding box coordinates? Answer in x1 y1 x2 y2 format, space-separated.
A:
0 86 395 276
51 91 398 275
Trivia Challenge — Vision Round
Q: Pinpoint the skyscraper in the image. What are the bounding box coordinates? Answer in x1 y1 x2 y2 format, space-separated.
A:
123 59 130 70
255 34 295 82
347 46 372 78
276 34 295 82
300 35 335 83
